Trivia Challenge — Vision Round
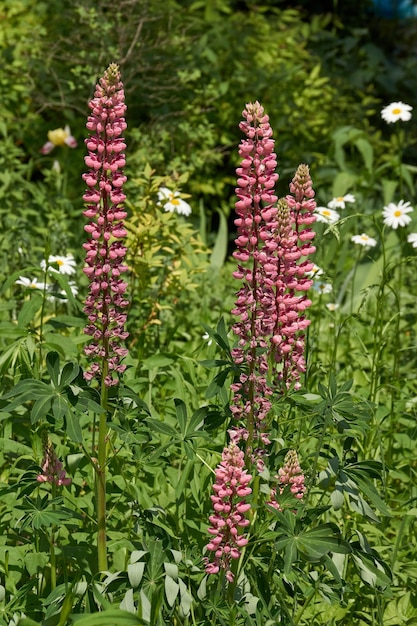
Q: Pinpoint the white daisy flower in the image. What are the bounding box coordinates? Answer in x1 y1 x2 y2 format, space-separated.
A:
381 101 413 124
328 194 355 209
48 281 79 303
382 200 413 229
305 263 324 279
315 207 340 224
326 303 340 312
40 254 76 275
351 233 377 247
157 187 192 216
407 233 417 248
313 281 333 295
15 276 47 290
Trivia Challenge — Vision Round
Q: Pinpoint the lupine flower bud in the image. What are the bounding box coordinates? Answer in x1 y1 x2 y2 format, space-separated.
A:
268 449 306 510
82 63 129 386
37 433 71 487
204 443 252 582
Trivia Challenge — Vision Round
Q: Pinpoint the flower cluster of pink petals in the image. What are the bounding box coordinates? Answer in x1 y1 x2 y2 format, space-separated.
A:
268 449 306 510
270 166 317 388
230 102 316 450
204 443 252 582
37 435 71 487
230 102 279 446
82 63 129 386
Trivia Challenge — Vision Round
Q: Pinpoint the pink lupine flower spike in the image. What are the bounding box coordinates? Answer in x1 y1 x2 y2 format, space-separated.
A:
204 443 252 582
82 63 129 387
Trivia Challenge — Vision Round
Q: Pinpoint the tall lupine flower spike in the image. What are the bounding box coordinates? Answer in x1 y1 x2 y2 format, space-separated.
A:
37 433 71 487
269 165 316 389
204 443 252 582
230 101 279 454
82 63 129 386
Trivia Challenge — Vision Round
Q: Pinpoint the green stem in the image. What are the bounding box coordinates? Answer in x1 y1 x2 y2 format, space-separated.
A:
50 483 57 590
96 372 109 572
293 585 316 624
391 514 408 572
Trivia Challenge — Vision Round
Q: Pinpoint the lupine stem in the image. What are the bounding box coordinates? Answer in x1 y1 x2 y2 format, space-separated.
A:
97 381 108 571
50 482 57 590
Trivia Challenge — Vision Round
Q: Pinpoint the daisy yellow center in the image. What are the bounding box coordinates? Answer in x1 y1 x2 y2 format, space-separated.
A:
171 198 180 205
361 235 369 240
57 260 64 266
322 210 330 216
394 210 402 217
392 108 401 115
336 196 344 202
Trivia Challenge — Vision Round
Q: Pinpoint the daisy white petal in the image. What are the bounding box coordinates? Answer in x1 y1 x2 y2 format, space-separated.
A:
381 101 413 124
313 281 332 295
328 194 355 209
382 200 413 229
315 207 340 224
157 187 192 216
407 233 417 248
351 233 377 247
41 254 77 275
15 276 47 290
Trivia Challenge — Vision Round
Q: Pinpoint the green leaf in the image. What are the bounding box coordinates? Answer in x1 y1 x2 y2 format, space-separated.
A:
16 618 42 626
60 361 80 388
165 575 179 608
146 419 177 437
24 551 50 576
141 354 174 370
127 561 146 588
210 208 228 269
186 406 207 436
70 609 147 625
66 410 83 443
17 293 44 329
174 398 187 436
284 540 298 575
46 351 61 387
205 368 231 399
355 137 374 171
31 394 53 424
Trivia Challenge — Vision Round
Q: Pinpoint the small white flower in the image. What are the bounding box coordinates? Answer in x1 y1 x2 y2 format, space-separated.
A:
326 303 340 312
407 233 417 248
313 281 333 295
351 233 377 247
47 281 79 303
382 200 413 229
157 187 192 216
305 263 324 279
41 254 76 275
315 207 340 224
202 332 213 346
381 101 413 124
15 276 47 290
328 194 355 209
